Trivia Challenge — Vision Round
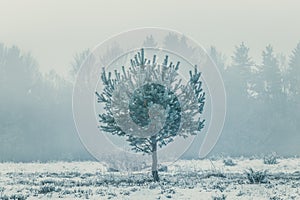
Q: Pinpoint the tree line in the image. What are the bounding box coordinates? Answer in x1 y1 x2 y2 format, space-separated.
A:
0 36 299 161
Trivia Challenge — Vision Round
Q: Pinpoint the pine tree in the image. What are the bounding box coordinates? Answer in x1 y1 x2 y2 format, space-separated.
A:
96 49 205 181
70 49 90 79
231 42 255 68
289 42 300 96
288 42 300 131
231 42 258 99
142 35 157 48
261 45 282 99
164 33 194 59
209 46 226 72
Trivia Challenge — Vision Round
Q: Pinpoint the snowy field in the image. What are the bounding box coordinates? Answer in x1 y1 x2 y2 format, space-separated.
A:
0 157 299 199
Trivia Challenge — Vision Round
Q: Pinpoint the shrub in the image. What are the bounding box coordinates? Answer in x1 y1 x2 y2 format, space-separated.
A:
245 168 269 184
212 194 227 200
158 165 168 172
263 153 279 165
107 167 119 172
39 185 56 194
223 158 236 166
269 196 283 200
8 194 27 200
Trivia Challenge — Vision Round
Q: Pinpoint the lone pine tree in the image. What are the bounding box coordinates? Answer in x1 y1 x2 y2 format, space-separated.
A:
96 49 205 181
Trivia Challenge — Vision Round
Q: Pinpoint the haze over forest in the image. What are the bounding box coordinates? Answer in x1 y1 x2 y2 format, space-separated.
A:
1 33 300 161
0 1 300 161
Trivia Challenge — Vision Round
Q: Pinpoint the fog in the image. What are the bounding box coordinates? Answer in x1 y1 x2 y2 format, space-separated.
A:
0 1 300 161
1 0 300 75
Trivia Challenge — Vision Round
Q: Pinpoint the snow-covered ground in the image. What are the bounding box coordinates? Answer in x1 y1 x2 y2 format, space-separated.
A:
0 157 299 199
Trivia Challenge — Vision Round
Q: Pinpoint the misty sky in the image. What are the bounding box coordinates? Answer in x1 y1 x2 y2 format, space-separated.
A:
1 0 299 75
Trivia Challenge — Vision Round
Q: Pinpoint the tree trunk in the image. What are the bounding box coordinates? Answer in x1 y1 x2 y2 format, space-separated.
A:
151 137 159 182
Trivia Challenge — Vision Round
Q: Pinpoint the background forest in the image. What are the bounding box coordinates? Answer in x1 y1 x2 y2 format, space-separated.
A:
0 34 299 162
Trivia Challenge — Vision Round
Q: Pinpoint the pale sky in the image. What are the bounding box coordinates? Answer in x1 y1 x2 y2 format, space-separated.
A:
1 0 299 75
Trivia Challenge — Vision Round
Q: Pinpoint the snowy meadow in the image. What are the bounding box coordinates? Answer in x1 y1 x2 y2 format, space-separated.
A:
0 157 299 200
